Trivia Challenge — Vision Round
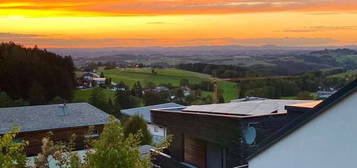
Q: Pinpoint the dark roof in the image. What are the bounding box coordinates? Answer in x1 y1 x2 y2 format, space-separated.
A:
184 99 313 116
0 103 110 134
248 79 357 160
120 103 184 123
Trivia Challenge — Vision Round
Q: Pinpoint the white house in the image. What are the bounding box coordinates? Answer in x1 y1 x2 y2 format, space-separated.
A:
92 77 106 85
247 79 357 168
120 103 184 144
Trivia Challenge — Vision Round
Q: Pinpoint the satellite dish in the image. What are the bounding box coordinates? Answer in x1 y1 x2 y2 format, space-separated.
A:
244 126 256 145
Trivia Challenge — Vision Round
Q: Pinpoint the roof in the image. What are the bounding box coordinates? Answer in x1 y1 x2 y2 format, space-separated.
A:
287 101 322 108
183 99 314 117
120 103 184 123
0 103 110 134
248 79 357 160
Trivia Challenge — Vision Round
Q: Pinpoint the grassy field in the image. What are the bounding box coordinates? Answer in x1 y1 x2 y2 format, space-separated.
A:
217 81 239 102
96 68 239 102
73 88 115 102
98 68 211 87
329 70 357 78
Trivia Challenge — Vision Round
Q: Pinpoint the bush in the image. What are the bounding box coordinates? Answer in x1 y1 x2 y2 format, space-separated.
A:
124 115 152 145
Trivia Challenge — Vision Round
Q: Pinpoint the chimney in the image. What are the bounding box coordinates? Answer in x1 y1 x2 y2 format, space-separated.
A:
57 103 67 116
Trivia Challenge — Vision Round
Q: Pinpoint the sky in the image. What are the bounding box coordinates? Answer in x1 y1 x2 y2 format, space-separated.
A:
1 0 357 48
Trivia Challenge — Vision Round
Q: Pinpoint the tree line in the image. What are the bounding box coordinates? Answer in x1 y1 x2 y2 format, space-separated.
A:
0 42 76 105
176 63 257 78
239 70 356 99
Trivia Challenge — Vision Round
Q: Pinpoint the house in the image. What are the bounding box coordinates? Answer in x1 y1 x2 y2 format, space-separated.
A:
92 77 106 85
82 72 100 81
154 86 170 92
151 98 321 168
121 103 184 144
0 103 110 156
317 90 336 99
247 79 357 168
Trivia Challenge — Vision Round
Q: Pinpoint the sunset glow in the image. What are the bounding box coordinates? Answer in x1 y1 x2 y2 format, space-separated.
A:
1 0 357 48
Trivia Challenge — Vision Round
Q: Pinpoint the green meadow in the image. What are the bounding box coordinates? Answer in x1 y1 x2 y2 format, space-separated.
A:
74 68 239 103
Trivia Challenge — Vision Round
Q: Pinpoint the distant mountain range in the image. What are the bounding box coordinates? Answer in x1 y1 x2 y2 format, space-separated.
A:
48 45 357 75
48 45 357 58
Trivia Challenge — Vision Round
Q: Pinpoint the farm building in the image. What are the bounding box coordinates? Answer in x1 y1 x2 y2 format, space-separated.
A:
0 103 109 156
247 79 357 168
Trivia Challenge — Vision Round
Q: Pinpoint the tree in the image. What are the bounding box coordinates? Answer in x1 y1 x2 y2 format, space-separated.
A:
1 117 171 168
0 92 14 107
89 88 110 112
124 115 152 145
100 72 105 78
0 42 75 104
12 99 29 107
29 82 46 105
115 90 141 110
51 96 64 104
131 81 143 97
180 79 190 87
151 68 157 75
297 91 314 100
143 91 169 106
0 127 28 168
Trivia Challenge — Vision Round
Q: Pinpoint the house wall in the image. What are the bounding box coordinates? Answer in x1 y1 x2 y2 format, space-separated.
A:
152 110 312 168
14 125 104 156
152 111 244 168
148 123 166 143
249 92 357 168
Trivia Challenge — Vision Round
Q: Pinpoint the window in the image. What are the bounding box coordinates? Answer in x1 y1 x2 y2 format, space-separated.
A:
13 138 24 143
85 129 100 138
154 126 159 133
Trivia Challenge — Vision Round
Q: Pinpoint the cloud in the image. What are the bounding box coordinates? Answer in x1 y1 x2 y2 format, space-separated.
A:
0 32 41 38
280 26 357 33
1 0 357 16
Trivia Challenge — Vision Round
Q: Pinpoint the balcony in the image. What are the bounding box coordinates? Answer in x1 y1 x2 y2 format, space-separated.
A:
151 150 197 168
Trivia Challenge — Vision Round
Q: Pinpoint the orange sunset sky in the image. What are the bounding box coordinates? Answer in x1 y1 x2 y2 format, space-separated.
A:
1 0 357 48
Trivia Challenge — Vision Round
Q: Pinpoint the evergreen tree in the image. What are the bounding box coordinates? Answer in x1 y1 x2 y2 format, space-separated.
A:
100 72 105 78
0 92 14 107
131 81 143 97
51 96 64 104
29 82 46 105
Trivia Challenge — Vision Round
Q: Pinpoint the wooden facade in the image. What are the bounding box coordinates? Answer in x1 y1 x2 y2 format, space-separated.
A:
151 109 301 168
12 125 104 156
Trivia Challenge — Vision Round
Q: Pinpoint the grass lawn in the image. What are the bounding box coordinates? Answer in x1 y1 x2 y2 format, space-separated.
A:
72 88 116 102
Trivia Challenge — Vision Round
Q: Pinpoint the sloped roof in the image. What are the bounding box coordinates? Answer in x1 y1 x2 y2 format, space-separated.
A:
121 103 184 123
248 79 357 160
0 103 110 134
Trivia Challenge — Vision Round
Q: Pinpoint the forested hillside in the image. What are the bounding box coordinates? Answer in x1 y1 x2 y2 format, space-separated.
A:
0 42 76 105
